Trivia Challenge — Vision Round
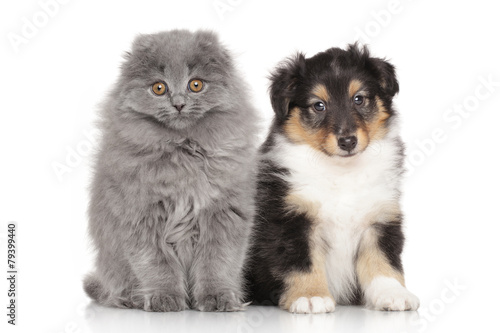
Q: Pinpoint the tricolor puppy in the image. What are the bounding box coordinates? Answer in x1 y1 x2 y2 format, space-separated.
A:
247 44 419 313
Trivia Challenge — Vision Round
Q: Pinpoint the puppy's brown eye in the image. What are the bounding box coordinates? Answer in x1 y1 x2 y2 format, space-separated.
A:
188 79 203 92
313 102 326 112
354 95 364 105
152 82 167 96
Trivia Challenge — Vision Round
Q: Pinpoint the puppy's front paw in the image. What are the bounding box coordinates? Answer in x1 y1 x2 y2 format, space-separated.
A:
143 292 187 312
372 289 419 311
287 296 336 314
194 291 244 312
365 277 419 311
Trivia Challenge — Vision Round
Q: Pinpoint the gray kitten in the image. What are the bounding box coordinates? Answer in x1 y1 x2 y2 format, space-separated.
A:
83 30 258 312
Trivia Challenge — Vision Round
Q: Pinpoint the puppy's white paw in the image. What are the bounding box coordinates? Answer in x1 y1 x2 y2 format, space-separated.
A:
289 296 336 314
372 288 419 311
366 277 420 311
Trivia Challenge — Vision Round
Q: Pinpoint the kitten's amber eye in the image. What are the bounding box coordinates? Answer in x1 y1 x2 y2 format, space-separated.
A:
152 82 167 96
188 79 203 93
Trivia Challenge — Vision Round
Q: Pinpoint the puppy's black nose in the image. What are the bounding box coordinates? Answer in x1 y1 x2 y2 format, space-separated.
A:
338 136 358 151
174 104 185 112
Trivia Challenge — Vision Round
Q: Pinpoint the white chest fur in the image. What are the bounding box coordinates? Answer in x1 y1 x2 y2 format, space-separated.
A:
273 134 402 303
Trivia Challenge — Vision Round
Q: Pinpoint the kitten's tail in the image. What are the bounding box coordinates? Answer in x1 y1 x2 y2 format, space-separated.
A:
83 273 103 302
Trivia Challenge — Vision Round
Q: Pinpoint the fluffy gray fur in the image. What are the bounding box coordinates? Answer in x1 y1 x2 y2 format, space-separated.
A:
83 30 258 312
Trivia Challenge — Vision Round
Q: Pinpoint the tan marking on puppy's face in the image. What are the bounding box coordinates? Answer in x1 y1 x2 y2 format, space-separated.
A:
348 79 363 98
356 225 405 288
366 97 390 141
344 96 390 156
321 133 339 155
312 84 330 102
283 108 342 157
283 107 327 151
355 127 369 154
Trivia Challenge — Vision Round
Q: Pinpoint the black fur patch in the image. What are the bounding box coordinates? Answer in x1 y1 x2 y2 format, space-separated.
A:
245 158 314 305
374 222 405 273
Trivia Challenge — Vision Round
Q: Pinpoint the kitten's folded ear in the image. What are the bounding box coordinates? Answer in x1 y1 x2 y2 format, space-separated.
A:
269 53 306 122
194 30 232 68
369 57 399 97
131 33 157 54
194 30 220 47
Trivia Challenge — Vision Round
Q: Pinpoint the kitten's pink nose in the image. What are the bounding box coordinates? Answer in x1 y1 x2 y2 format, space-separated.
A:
174 104 185 112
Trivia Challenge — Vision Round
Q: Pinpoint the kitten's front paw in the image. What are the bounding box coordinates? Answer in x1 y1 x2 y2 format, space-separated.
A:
143 292 187 312
194 291 244 312
365 277 419 311
286 296 336 314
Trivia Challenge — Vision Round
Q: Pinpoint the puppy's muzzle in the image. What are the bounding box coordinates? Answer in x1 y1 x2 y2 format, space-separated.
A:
338 136 358 152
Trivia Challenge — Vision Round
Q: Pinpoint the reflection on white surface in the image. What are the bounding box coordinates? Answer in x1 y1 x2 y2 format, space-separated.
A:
83 302 420 333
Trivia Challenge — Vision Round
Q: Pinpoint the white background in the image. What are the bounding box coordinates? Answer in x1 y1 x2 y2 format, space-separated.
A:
1 0 499 332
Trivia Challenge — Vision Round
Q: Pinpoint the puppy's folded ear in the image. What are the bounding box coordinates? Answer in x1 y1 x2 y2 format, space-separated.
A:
370 57 399 97
269 53 306 122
